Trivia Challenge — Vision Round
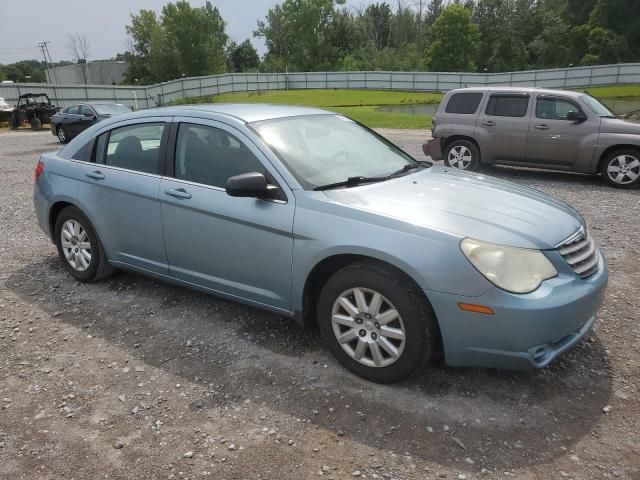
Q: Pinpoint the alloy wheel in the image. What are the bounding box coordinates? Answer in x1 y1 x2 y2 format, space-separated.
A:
447 145 472 169
60 219 92 272
607 155 640 185
331 287 406 368
57 127 67 143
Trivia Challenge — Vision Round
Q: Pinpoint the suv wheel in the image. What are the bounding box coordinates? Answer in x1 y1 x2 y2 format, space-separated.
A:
54 206 115 282
57 126 69 143
601 149 640 188
317 261 435 384
444 140 480 171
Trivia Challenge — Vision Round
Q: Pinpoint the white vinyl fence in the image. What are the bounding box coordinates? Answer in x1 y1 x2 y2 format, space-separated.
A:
1 63 638 111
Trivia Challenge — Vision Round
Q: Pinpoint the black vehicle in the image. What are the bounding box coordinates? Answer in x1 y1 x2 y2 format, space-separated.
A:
10 93 61 131
50 102 132 143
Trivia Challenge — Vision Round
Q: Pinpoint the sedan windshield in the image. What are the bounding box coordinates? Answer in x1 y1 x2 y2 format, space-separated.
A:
251 115 417 189
93 103 132 116
580 95 616 117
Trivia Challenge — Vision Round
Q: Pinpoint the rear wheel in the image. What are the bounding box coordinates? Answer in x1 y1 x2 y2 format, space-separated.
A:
30 117 42 131
9 114 18 130
56 126 69 143
601 148 640 188
317 261 435 383
444 139 480 171
54 206 115 282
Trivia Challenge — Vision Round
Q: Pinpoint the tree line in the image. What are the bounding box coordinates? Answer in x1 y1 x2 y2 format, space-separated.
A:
1 0 638 85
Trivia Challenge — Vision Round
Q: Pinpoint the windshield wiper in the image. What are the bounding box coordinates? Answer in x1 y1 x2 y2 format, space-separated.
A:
313 176 389 191
386 162 429 178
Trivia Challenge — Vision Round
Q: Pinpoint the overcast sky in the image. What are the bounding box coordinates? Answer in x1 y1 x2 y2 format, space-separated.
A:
0 0 376 64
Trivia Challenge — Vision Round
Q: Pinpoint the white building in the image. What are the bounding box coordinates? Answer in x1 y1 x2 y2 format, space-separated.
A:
45 61 128 85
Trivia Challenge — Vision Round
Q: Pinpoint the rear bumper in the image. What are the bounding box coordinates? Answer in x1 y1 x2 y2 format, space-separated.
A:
423 138 443 161
427 251 608 369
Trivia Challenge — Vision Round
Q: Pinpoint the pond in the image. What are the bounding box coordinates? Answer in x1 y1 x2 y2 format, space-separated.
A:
378 98 640 117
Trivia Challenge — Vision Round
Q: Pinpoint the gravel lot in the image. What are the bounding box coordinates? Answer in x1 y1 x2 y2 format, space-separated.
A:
0 129 638 480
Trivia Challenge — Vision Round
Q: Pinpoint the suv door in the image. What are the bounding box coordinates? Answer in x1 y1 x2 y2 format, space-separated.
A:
525 95 597 167
475 93 531 162
160 120 295 312
76 119 170 275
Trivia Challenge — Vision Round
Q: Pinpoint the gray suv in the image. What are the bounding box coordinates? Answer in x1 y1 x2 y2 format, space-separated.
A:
425 87 640 188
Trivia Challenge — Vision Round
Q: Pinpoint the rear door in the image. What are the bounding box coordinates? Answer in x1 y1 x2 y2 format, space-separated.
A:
159 119 295 312
525 95 597 167
475 93 531 162
76 119 171 275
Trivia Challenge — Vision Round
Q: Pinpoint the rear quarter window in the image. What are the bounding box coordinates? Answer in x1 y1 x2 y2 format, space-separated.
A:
444 93 484 114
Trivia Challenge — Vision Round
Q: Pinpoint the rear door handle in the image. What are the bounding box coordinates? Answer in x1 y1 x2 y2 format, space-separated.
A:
165 188 192 199
482 121 496 127
534 124 550 130
85 171 105 180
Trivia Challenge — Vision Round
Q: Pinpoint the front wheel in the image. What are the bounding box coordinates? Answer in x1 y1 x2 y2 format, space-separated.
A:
444 139 480 171
30 117 42 131
57 126 69 143
317 261 435 383
601 149 640 188
54 206 115 282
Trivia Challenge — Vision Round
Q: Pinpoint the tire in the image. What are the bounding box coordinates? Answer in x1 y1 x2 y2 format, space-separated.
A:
30 117 42 131
56 126 69 143
54 206 115 282
600 148 640 189
9 114 18 130
317 261 435 384
444 139 480 171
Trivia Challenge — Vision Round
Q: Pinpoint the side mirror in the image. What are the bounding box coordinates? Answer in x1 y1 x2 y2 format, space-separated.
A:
225 172 269 198
84 112 94 118
566 110 587 123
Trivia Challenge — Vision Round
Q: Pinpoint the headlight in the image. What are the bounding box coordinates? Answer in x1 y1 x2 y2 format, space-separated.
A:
460 238 557 294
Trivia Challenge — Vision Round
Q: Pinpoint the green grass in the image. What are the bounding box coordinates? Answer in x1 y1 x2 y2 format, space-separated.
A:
175 89 441 129
577 84 640 99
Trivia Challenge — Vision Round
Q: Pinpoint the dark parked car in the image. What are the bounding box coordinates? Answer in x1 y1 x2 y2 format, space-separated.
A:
10 93 60 131
50 103 132 143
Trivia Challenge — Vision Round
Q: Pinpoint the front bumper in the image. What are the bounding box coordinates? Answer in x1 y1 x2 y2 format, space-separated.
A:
427 251 608 369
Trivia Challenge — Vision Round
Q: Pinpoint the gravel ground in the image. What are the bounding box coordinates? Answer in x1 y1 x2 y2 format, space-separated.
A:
0 129 638 480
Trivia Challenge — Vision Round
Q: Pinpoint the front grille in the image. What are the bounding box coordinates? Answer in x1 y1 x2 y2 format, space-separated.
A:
556 228 599 278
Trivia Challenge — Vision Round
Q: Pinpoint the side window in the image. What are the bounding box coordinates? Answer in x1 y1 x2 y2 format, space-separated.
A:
95 123 165 174
67 105 79 115
485 95 529 117
445 93 483 114
174 123 266 188
536 97 580 120
79 105 93 116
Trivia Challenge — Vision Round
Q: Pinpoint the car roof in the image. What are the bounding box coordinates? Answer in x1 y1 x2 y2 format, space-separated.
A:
143 103 332 123
19 93 49 98
446 86 585 99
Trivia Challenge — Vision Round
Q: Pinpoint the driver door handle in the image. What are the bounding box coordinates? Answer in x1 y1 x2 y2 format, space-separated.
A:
165 188 192 199
534 124 550 130
482 120 496 127
85 171 105 180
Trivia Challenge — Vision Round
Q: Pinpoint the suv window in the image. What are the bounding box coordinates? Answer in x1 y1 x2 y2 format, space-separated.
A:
536 97 580 120
175 123 265 188
445 93 483 114
66 105 79 115
95 123 165 174
485 95 529 117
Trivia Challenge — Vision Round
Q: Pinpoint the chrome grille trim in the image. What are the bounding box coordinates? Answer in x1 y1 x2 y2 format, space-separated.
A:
556 228 599 279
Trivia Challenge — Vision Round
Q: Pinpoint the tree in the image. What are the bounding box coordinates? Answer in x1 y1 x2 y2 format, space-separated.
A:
66 33 90 83
426 4 479 71
229 40 260 72
361 3 393 50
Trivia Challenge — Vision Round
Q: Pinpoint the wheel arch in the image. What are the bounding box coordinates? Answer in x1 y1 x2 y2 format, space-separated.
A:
597 144 640 172
299 253 443 354
48 200 78 238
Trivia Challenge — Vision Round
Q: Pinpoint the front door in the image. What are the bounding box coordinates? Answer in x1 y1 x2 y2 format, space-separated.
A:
160 120 295 312
525 95 598 167
76 119 170 274
476 93 531 162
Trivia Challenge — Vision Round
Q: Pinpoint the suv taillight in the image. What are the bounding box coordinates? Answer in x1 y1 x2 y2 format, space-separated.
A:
34 161 44 181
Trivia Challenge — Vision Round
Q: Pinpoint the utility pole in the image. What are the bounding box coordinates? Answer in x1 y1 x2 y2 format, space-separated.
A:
38 41 59 103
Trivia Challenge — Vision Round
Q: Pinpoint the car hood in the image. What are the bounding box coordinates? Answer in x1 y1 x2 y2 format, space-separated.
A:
600 117 640 134
323 166 583 249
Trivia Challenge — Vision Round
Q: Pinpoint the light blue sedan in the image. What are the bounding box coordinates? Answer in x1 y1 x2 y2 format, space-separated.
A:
33 104 608 383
